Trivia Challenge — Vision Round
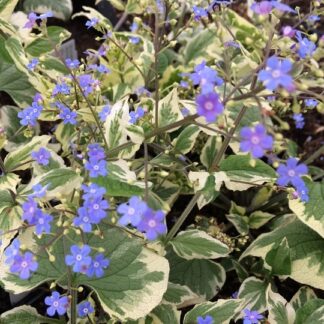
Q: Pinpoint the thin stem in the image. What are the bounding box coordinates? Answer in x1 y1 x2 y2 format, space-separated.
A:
70 285 77 324
303 146 324 165
114 11 128 31
144 142 149 202
154 5 160 129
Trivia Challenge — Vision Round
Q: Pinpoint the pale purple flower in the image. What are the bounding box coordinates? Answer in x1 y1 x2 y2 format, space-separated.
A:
10 251 38 280
296 31 316 58
195 92 224 123
4 239 20 265
27 58 39 71
24 12 38 29
117 196 148 226
45 291 69 316
136 208 167 240
85 17 99 29
192 6 208 21
129 107 145 124
282 26 296 38
293 113 305 129
304 99 318 108
240 124 273 158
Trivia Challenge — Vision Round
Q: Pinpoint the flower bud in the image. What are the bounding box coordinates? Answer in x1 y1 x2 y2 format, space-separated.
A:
49 255 56 262
50 282 56 289
78 286 84 292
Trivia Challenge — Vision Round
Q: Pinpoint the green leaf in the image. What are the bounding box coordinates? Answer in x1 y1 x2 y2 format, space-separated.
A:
23 0 73 20
25 26 71 56
237 277 268 313
0 106 29 148
0 226 169 321
167 250 226 300
106 0 125 10
22 168 82 199
183 299 243 324
289 179 324 238
169 229 230 260
241 219 324 290
172 125 200 155
4 135 51 171
0 305 63 324
220 155 277 191
0 0 19 21
200 136 221 170
266 286 295 324
0 173 20 192
154 88 182 131
226 202 249 235
132 304 180 324
126 124 145 144
290 287 317 312
93 160 146 197
295 299 324 324
249 211 275 229
0 61 35 106
163 283 201 307
184 28 217 63
265 238 292 275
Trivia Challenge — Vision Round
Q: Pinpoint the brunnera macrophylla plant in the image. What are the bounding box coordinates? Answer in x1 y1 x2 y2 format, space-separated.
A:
0 0 323 323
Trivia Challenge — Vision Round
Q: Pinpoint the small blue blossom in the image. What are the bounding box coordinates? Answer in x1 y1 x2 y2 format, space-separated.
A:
78 301 94 317
88 143 105 161
78 74 97 96
192 6 208 21
27 58 39 71
65 245 92 273
18 102 43 127
180 80 189 88
296 31 316 59
240 124 273 158
86 254 110 278
251 1 295 15
24 12 38 29
83 196 109 222
81 183 106 200
45 291 69 316
282 25 296 38
33 92 43 103
224 40 240 48
197 315 214 324
117 196 148 227
293 113 305 129
181 107 190 117
31 148 51 166
129 21 140 44
58 106 78 125
73 207 95 232
308 15 320 23
258 56 293 91
129 107 145 124
4 239 20 265
88 64 110 74
137 208 167 240
52 82 71 96
85 17 99 29
22 197 39 223
277 158 308 191
99 104 111 121
189 61 223 94
85 159 108 178
34 210 53 235
10 251 38 280
243 309 263 324
39 11 53 20
136 86 151 97
31 184 48 198
65 58 80 69
304 98 318 108
195 92 224 123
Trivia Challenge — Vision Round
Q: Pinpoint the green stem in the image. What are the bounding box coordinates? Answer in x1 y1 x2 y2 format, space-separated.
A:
70 287 77 324
303 146 324 165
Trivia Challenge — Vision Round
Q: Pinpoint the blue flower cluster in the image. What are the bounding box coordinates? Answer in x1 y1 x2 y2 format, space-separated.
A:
18 101 43 127
73 183 109 232
117 196 167 240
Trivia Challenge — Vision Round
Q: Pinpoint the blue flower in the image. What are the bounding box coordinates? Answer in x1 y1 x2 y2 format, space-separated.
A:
192 6 208 21
77 301 94 317
195 92 224 123
22 197 39 223
81 183 106 200
308 15 320 23
86 254 110 278
58 106 78 125
99 104 111 121
18 102 43 127
83 196 109 223
277 158 308 189
304 98 318 108
258 56 293 91
129 107 145 124
240 124 273 158
117 196 148 227
85 17 99 29
88 64 110 74
45 291 69 316
39 11 53 20
34 210 53 235
31 184 48 198
296 31 316 58
129 21 140 44
243 309 263 324
88 143 105 161
52 82 71 96
73 207 94 232
31 147 51 166
10 251 38 280
189 61 223 94
136 208 167 240
27 58 39 71
4 239 20 265
78 74 97 96
65 245 92 273
65 58 80 69
24 12 38 29
251 1 295 15
197 315 214 324
293 113 305 129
